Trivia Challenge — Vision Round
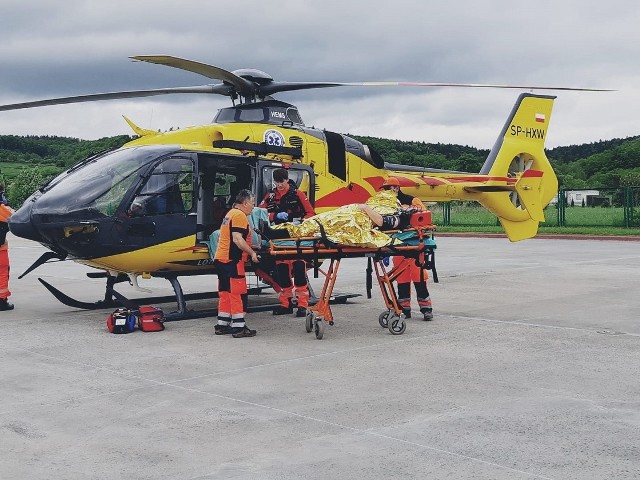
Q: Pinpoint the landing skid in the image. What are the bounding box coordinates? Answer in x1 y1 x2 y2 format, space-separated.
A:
38 274 360 321
39 277 120 310
38 277 226 312
38 276 269 319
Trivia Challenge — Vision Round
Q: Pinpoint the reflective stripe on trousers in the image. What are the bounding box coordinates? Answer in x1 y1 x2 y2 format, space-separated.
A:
0 248 10 299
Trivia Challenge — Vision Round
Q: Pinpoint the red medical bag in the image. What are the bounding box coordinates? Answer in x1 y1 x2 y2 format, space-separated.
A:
137 305 165 332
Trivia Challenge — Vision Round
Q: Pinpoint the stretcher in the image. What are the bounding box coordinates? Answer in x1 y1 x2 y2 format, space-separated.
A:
259 220 437 339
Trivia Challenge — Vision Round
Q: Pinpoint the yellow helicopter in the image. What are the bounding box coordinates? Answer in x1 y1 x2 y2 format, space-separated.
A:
1 55 593 317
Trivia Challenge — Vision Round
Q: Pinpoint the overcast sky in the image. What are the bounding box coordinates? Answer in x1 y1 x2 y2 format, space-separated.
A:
1 0 638 148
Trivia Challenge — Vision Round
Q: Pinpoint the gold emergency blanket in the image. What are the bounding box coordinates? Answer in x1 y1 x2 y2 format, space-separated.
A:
272 190 400 248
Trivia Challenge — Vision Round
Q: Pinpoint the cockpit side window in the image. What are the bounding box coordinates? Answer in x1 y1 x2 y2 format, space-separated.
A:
128 156 194 217
238 109 267 122
286 107 303 125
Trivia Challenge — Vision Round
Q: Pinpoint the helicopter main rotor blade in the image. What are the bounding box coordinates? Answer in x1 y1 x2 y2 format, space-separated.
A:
260 82 345 96
130 55 256 96
251 81 614 96
338 81 615 92
0 85 231 111
128 56 614 93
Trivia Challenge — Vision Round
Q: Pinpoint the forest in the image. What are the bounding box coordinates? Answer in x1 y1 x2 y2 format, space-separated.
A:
355 134 640 189
1 132 640 207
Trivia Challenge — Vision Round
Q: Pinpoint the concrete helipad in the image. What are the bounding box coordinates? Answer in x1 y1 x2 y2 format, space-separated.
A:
1 234 639 479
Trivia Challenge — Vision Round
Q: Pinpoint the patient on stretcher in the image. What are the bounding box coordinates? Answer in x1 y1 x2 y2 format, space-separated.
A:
260 190 417 248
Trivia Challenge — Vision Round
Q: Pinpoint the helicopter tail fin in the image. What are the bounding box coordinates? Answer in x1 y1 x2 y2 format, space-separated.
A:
474 93 558 241
123 116 158 137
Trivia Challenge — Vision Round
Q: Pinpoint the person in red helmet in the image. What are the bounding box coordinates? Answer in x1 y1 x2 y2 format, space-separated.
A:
380 177 401 189
259 168 315 317
381 177 434 321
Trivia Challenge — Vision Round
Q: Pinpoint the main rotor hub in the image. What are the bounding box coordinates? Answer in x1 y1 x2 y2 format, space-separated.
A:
231 69 273 86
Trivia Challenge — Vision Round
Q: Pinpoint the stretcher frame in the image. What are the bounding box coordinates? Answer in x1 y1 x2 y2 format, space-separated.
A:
260 225 437 339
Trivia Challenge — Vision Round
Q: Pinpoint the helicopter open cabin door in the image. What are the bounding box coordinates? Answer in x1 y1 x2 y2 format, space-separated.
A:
195 154 256 242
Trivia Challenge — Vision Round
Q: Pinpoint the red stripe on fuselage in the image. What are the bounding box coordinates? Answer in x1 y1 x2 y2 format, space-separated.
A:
315 183 373 208
364 176 386 191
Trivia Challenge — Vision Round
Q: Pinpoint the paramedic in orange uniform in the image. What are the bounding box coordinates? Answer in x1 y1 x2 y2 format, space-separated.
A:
213 189 259 338
0 188 14 311
381 177 434 321
259 168 315 317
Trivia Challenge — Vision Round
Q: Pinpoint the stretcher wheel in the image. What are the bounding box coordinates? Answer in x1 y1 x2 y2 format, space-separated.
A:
305 311 314 333
388 315 406 335
314 316 325 340
378 311 390 328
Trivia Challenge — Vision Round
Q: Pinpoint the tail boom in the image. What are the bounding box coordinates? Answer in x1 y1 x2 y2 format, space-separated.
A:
382 94 558 241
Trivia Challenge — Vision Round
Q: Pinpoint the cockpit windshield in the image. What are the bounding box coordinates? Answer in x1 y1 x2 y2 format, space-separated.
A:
32 145 178 217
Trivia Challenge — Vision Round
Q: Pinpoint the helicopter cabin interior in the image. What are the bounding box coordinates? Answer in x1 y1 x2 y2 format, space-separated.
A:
194 155 315 242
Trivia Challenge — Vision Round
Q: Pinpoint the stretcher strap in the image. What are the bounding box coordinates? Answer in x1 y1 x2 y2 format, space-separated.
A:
430 250 439 283
314 220 338 249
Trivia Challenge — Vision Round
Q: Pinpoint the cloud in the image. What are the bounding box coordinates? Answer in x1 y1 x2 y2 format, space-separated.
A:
1 0 639 147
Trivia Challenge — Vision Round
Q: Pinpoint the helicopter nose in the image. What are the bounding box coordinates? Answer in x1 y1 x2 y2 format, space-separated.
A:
8 201 42 242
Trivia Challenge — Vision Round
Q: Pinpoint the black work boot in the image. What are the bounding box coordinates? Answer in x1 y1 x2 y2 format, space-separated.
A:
0 298 14 311
272 305 294 315
214 324 233 335
232 326 257 338
401 307 411 319
296 307 307 318
421 308 433 321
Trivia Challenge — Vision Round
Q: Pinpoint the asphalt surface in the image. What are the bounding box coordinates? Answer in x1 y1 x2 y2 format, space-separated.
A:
1 233 639 479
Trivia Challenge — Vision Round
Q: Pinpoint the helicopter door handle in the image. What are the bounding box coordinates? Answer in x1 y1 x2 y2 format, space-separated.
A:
126 221 156 237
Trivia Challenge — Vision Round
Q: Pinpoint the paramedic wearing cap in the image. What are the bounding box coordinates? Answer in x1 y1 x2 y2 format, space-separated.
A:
381 177 434 321
259 168 315 317
213 189 259 338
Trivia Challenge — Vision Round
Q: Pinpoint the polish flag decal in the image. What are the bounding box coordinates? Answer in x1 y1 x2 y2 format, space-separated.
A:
535 113 546 123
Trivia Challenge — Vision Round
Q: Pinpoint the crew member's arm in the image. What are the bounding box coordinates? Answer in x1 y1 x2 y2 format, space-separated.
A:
411 197 427 211
257 192 270 210
0 204 13 222
232 231 259 263
258 191 277 222
358 204 402 230
297 190 316 218
357 204 384 226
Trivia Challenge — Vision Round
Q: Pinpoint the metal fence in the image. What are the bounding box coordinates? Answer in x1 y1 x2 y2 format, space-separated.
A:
432 187 640 228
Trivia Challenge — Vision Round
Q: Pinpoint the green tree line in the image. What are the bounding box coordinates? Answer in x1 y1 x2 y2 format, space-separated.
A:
354 134 640 190
2 133 640 208
0 135 132 207
0 135 132 167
